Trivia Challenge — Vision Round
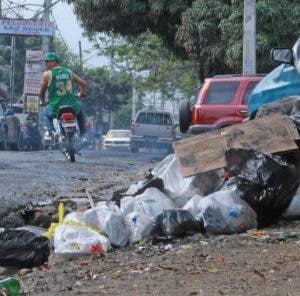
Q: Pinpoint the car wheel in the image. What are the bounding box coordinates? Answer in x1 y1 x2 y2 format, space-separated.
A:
179 99 191 133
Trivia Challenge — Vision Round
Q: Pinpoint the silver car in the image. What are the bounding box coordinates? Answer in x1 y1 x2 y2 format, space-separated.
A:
130 110 176 153
103 129 131 150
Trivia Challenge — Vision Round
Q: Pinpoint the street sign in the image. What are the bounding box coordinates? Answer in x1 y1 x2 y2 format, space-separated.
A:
0 19 54 36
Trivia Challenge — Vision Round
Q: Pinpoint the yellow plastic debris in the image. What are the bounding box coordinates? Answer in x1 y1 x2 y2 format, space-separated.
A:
43 202 64 240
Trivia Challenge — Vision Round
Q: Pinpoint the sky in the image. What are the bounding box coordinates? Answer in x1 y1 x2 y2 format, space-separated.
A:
2 0 109 67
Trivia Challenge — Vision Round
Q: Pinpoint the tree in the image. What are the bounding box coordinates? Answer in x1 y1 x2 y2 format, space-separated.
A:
66 0 300 81
83 67 132 132
91 32 198 103
66 0 192 57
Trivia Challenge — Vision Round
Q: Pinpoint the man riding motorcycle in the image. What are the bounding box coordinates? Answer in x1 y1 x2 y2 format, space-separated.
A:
38 52 87 142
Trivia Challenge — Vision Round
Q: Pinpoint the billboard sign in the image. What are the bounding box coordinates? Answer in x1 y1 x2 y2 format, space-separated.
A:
24 50 44 98
0 19 54 36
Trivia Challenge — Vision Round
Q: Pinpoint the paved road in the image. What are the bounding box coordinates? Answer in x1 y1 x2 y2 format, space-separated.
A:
0 148 167 208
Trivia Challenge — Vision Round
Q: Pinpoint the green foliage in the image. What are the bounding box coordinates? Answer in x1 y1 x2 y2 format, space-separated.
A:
92 31 198 103
82 67 132 121
66 0 300 81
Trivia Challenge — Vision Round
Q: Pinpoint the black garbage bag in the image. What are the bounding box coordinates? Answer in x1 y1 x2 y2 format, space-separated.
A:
224 148 300 227
0 227 51 267
151 209 203 242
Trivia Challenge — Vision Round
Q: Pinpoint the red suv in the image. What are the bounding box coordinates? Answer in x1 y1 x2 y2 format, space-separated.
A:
179 75 265 134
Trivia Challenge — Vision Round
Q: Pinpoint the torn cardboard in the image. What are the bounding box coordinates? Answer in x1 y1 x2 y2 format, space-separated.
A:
173 113 300 177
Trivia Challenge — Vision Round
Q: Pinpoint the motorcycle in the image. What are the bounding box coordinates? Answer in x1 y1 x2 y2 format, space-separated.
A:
55 105 83 162
20 119 43 151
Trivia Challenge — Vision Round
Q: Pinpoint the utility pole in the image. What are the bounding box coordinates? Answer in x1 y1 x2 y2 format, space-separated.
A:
79 41 83 72
9 36 15 108
243 0 256 75
42 0 52 53
132 87 137 121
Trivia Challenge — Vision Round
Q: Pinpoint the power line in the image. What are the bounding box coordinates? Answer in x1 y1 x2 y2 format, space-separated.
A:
2 0 20 17
30 0 61 20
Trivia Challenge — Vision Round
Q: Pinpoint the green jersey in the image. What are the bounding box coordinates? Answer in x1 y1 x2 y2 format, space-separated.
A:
47 66 81 114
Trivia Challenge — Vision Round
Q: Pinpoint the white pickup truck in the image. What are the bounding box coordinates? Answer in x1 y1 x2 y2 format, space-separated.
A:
130 110 176 153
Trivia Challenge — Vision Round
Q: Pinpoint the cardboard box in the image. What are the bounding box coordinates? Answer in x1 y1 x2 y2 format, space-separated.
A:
173 113 300 177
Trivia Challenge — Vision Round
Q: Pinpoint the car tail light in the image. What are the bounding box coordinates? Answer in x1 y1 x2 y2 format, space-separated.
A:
61 113 75 121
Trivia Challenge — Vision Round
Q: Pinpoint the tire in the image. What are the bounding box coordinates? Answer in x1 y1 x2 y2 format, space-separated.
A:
66 132 75 162
179 99 191 133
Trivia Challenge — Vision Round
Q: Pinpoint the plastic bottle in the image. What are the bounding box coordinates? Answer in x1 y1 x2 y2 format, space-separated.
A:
0 277 20 296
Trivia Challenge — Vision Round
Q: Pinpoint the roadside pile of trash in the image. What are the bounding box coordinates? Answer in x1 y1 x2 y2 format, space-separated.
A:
45 144 300 256
1 97 300 269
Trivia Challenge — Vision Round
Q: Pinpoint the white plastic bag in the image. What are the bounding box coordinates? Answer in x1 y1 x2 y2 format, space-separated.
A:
182 194 205 220
283 185 300 218
54 224 111 254
63 211 85 224
126 212 154 243
151 154 221 207
134 187 177 219
84 202 130 247
120 196 136 216
198 189 257 234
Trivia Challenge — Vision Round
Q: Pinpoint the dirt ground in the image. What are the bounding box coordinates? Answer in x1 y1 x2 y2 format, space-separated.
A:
0 150 300 296
19 220 300 296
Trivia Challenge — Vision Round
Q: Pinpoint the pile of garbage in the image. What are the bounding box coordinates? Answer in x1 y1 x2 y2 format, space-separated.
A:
1 97 300 269
44 146 300 255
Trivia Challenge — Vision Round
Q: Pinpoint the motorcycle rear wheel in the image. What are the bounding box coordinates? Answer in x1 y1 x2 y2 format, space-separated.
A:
66 132 75 162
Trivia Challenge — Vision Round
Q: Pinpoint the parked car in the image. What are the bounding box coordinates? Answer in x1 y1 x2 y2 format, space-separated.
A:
179 75 265 134
248 37 300 116
103 129 131 150
130 110 176 153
